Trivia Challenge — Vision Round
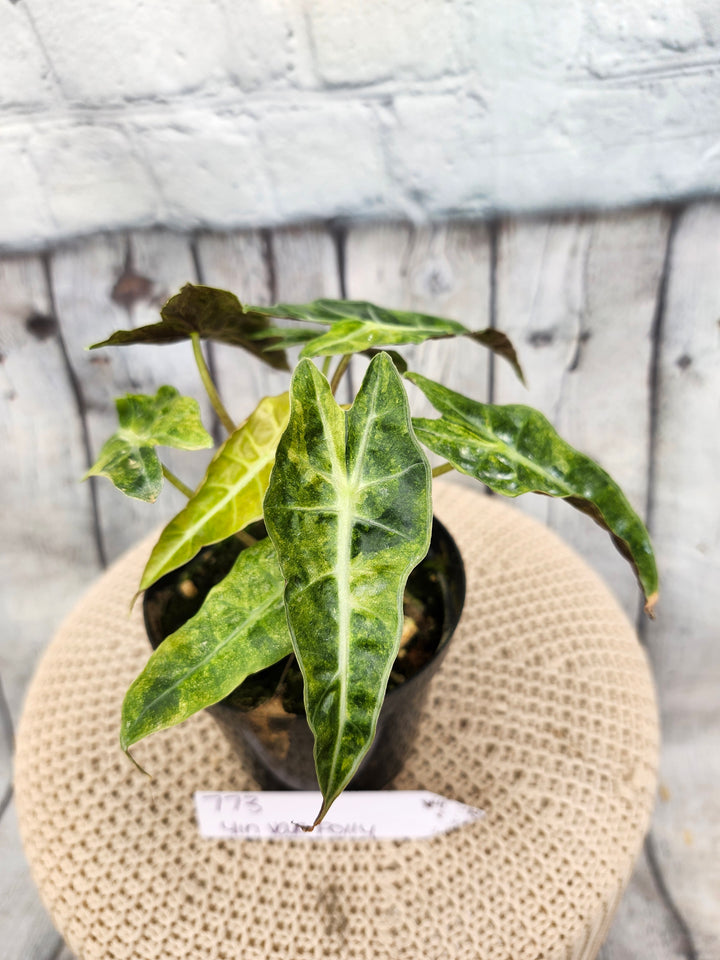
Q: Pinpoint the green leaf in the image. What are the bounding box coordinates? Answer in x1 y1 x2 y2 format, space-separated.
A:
91 283 290 372
253 298 524 380
85 386 213 502
264 353 432 826
121 538 293 752
139 393 290 591
408 372 659 613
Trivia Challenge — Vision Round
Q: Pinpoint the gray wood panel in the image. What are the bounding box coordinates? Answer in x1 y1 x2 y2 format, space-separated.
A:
647 201 720 960
0 253 92 960
494 208 671 619
0 254 100 723
1 208 717 959
195 229 279 420
49 232 205 563
344 222 492 421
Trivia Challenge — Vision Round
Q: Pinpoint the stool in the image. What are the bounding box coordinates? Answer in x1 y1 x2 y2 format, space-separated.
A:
15 482 658 960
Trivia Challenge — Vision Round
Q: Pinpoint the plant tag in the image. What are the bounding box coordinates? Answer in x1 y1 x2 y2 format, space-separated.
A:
194 790 483 840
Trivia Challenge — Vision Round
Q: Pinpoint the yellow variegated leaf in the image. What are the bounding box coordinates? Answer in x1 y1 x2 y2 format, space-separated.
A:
139 393 290 591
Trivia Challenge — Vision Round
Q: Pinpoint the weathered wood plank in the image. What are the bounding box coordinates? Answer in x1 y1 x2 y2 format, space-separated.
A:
648 199 720 960
494 209 671 619
271 223 341 302
0 254 99 723
2 213 718 959
0 255 88 960
0 801 63 960
54 947 77 960
51 947 77 960
50 232 202 563
344 222 492 419
194 229 278 423
128 230 212 491
272 224 345 398
195 225 342 417
599 846 696 960
0 678 11 817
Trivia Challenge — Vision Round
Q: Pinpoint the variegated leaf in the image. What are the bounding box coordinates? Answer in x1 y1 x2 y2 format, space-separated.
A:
408 372 658 612
121 538 292 751
86 385 212 502
139 393 290 590
264 353 432 826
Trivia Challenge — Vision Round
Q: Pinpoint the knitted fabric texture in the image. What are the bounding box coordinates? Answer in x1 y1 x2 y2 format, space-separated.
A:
15 482 659 960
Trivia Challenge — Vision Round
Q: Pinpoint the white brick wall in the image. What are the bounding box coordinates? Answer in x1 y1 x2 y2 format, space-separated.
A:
1 0 720 250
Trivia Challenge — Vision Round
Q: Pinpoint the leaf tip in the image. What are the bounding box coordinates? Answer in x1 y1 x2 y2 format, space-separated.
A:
129 589 142 614
307 792 338 830
121 742 151 777
644 591 659 619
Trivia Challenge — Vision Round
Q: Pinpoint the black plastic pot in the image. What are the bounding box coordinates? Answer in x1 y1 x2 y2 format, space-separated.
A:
144 518 465 792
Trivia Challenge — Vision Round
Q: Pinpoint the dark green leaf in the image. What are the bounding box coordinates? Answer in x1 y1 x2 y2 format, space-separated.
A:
121 538 292 752
362 348 408 374
467 330 525 385
264 353 432 826
85 386 212 502
246 326 322 351
408 373 658 613
91 283 289 371
139 393 290 591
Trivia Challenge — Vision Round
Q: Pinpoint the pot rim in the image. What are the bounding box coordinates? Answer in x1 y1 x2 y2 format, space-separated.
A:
143 514 466 706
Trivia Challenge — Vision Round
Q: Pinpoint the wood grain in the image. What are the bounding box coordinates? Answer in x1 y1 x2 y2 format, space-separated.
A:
271 224 345 398
194 229 279 422
1 212 717 959
49 232 202 563
1 802 65 960
0 254 92 960
494 208 671 619
344 221 492 434
647 200 720 960
195 224 342 415
599 846 695 960
0 254 100 722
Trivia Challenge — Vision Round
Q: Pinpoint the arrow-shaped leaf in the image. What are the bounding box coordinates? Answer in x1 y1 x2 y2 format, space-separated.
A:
139 392 290 591
121 537 293 752
86 385 213 502
264 353 432 827
408 372 658 613
252 299 524 381
91 283 289 371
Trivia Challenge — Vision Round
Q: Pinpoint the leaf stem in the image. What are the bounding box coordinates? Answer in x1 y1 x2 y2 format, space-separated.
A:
431 462 455 478
275 653 297 698
321 356 332 378
161 463 195 499
235 529 258 548
330 354 351 395
190 332 236 435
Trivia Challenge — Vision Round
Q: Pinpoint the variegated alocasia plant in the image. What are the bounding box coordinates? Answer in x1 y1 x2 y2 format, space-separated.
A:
89 283 658 828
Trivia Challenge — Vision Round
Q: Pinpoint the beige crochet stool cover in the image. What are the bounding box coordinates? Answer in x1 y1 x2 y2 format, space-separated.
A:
15 482 659 960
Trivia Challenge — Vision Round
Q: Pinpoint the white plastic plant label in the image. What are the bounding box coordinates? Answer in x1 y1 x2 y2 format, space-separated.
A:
194 790 483 840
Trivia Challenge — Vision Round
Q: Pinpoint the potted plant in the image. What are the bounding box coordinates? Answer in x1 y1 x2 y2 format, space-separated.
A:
87 284 658 830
